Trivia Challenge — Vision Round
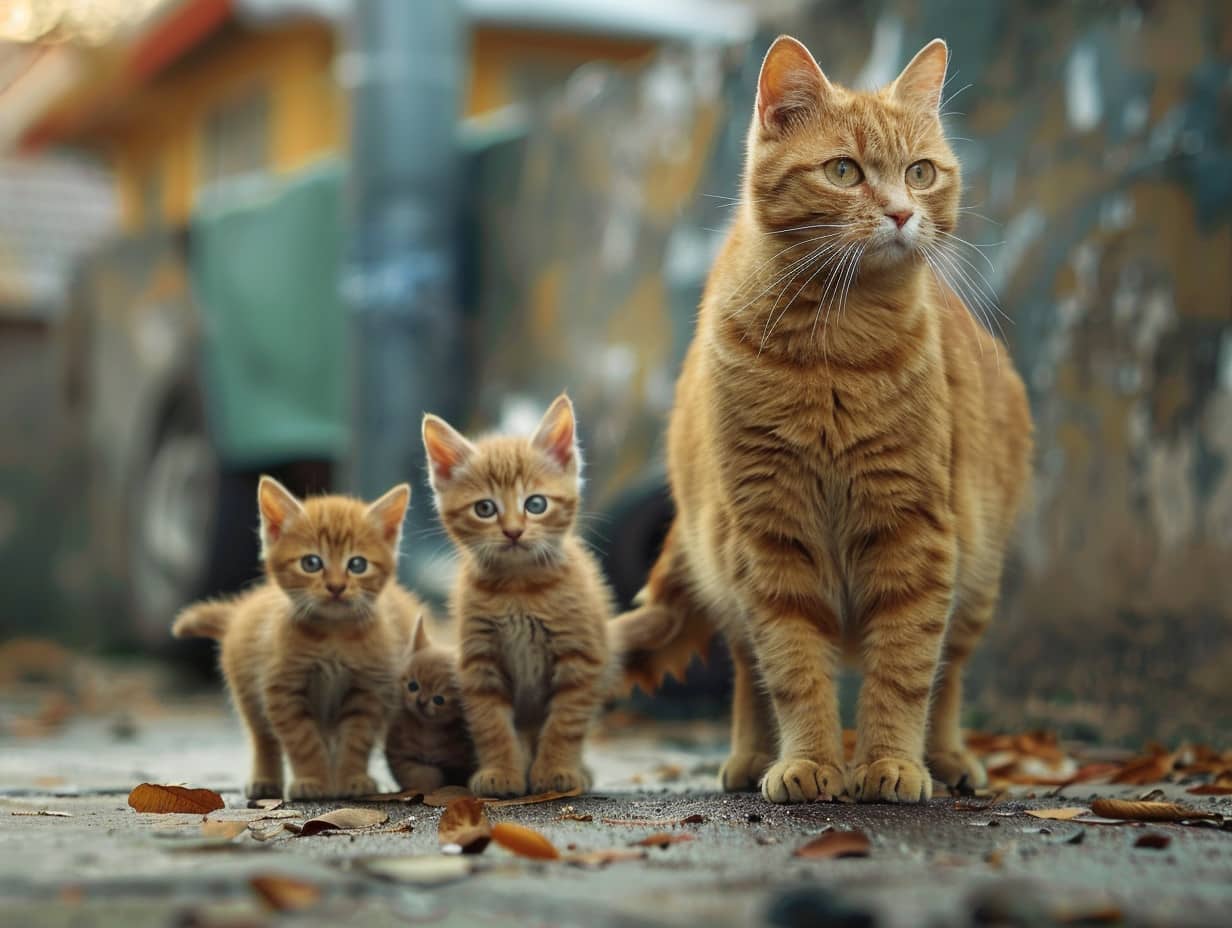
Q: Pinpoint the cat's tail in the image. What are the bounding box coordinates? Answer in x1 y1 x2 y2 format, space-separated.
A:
171 599 233 640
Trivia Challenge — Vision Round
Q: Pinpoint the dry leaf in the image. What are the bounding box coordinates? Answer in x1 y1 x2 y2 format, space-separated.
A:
246 798 284 811
1089 798 1214 822
248 820 297 842
10 809 72 817
361 855 473 885
358 789 424 803
631 832 695 849
563 848 648 868
438 797 491 854
128 784 225 815
557 812 593 823
1134 832 1171 849
249 874 321 911
794 829 871 859
1187 784 1232 796
1111 750 1175 785
423 786 473 807
483 787 583 808
600 814 707 827
200 820 249 840
299 807 388 836
679 813 705 824
1025 808 1087 821
490 822 561 859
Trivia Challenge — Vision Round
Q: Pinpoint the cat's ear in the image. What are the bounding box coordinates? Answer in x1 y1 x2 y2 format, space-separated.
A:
756 35 831 135
411 614 430 653
422 414 477 484
257 476 305 556
532 393 578 470
891 38 948 113
366 483 411 547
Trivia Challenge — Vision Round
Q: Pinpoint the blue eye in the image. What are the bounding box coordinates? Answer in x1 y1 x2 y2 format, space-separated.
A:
474 499 497 518
300 555 323 572
408 681 419 692
524 495 547 515
432 695 445 705
347 556 368 574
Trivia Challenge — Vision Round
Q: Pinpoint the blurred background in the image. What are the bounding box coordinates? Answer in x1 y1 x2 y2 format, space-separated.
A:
0 0 1228 743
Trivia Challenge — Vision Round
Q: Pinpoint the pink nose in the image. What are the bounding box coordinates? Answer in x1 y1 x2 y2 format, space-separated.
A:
503 528 523 541
887 210 913 229
326 583 345 597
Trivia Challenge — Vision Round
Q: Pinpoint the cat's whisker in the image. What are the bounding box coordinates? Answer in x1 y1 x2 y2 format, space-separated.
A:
934 241 1013 328
922 247 992 368
729 236 845 331
937 230 1003 275
727 230 849 304
756 239 851 350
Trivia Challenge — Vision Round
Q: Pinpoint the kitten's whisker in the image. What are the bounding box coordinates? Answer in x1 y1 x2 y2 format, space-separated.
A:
937 230 1003 274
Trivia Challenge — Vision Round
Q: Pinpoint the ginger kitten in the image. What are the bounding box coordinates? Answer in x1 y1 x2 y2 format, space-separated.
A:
385 615 475 792
173 477 430 800
621 37 1032 803
422 395 615 797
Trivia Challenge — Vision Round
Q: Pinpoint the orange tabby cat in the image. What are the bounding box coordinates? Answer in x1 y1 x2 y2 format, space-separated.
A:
172 477 430 800
621 37 1033 803
384 615 475 792
423 395 616 797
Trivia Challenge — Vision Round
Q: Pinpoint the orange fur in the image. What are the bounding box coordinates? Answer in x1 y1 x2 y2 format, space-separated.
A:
172 477 431 800
625 36 1033 803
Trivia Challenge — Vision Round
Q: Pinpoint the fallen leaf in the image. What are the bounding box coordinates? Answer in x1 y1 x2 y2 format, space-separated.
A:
563 848 648 868
1111 750 1175 785
483 787 583 808
200 820 249 840
438 797 491 854
246 798 284 811
1025 808 1087 821
358 789 424 803
491 822 561 859
1061 763 1122 786
679 813 705 824
251 809 301 821
1187 784 1232 796
1090 798 1215 822
249 874 321 911
10 809 72 817
1072 816 1131 826
299 807 388 836
248 820 297 841
1134 832 1171 849
423 786 473 807
361 855 473 885
794 829 871 859
600 814 707 827
631 831 695 849
557 812 594 823
128 784 225 815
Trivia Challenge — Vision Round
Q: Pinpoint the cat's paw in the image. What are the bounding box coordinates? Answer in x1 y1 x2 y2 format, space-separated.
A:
847 757 932 803
337 773 380 798
528 763 590 795
246 779 284 800
927 748 988 791
760 759 844 803
288 777 329 800
470 767 527 798
719 752 775 792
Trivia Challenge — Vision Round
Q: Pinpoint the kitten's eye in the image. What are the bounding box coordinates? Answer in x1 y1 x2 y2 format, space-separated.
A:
432 695 445 706
473 499 498 519
300 554 323 572
408 681 419 692
524 495 548 515
906 160 936 189
347 556 368 574
823 157 863 188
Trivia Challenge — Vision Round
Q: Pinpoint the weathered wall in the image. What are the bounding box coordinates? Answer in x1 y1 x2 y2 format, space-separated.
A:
472 0 1232 741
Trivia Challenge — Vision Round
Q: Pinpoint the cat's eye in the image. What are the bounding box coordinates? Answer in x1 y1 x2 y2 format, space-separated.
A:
347 556 368 574
823 157 863 188
408 681 419 692
906 160 936 189
524 495 548 515
300 554 324 572
473 499 498 518
432 695 445 705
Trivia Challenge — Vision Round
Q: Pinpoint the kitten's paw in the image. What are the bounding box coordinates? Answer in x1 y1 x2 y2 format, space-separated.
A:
760 759 844 803
246 779 283 800
470 767 527 798
848 757 932 803
720 752 775 792
288 777 329 800
337 773 380 798
927 748 988 791
528 763 590 795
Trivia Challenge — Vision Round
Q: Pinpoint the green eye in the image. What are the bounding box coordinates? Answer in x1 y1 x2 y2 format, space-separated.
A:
906 159 936 189
474 499 497 518
300 554 323 572
347 556 368 574
823 157 863 188
524 495 548 515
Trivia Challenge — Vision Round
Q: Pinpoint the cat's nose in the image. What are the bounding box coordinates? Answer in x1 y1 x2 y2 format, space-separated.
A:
503 527 523 541
886 209 914 229
326 582 345 597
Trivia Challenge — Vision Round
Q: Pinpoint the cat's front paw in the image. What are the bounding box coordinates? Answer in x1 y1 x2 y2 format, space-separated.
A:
470 766 526 798
760 759 844 803
246 779 284 800
927 748 987 791
720 752 775 792
848 757 932 803
337 773 380 798
288 777 329 800
528 763 590 795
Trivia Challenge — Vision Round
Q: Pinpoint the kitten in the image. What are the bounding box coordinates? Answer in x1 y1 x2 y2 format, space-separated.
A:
620 37 1033 803
172 477 431 800
422 395 615 797
384 615 475 792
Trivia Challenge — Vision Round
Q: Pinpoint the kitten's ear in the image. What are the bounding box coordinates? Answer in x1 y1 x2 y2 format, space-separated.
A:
257 476 305 556
532 393 578 470
366 483 411 547
411 614 430 653
422 414 477 484
891 38 948 113
756 35 831 135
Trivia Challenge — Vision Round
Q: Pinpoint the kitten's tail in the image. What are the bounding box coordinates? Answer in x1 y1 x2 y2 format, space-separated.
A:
171 600 233 640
